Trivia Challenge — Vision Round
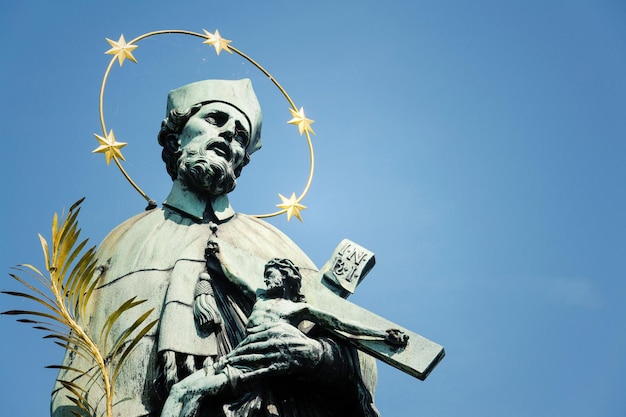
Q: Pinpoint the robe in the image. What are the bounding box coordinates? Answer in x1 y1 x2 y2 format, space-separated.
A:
51 206 378 417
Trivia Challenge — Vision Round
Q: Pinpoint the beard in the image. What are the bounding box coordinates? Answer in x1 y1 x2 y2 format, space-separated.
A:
264 281 285 298
177 140 238 196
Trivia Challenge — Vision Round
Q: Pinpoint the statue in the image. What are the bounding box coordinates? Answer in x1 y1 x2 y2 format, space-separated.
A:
162 257 408 417
51 79 381 417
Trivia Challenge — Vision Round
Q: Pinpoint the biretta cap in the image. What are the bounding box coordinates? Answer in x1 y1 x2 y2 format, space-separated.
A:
166 79 262 154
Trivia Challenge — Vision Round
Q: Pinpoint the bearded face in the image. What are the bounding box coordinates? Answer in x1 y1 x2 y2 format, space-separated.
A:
175 103 250 197
263 268 286 299
177 138 239 196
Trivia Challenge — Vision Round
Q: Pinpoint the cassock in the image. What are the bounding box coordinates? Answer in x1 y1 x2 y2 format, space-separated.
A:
51 194 379 417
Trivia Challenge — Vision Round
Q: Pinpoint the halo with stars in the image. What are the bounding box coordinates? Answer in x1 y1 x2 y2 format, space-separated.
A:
94 29 316 221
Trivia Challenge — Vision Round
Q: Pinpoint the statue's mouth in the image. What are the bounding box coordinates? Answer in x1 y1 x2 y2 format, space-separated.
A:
207 141 232 161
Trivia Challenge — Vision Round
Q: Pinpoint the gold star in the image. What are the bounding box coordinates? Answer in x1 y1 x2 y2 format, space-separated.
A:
105 34 138 66
287 107 316 136
277 193 307 222
92 130 127 165
203 29 233 55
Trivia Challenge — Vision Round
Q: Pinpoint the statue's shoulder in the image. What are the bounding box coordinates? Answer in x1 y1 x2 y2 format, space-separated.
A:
219 213 317 271
95 208 205 264
111 208 161 231
98 209 165 248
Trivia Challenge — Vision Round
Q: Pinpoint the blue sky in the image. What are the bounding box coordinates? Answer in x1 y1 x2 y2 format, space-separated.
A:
1 1 625 416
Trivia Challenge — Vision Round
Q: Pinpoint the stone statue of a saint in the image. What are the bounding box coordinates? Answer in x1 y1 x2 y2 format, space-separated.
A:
51 80 380 417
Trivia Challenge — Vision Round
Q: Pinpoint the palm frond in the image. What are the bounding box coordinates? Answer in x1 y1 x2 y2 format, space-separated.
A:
3 198 159 417
79 271 100 319
109 309 155 359
47 365 107 395
59 238 88 288
52 341 98 366
1 290 63 316
66 248 97 316
14 264 52 289
39 233 51 271
59 379 96 416
44 333 92 353
55 213 81 276
111 318 158 386
100 297 145 350
7 271 55 303
2 309 64 323
34 325 67 333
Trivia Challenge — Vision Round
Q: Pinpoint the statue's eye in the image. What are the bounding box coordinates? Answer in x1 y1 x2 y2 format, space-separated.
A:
204 111 228 127
235 130 249 147
234 121 250 147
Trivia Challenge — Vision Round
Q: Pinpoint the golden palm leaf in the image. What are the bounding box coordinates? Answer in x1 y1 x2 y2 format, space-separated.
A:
3 198 157 417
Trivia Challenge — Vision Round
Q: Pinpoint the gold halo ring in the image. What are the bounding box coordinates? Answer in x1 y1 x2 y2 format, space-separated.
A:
93 29 315 221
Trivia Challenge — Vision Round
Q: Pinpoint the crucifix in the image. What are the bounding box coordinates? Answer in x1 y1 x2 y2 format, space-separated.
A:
208 237 445 382
162 244 444 417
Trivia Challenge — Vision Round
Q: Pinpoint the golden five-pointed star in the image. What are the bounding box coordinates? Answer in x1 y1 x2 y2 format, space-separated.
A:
287 107 316 136
203 29 233 55
277 193 307 222
93 130 127 165
105 34 138 66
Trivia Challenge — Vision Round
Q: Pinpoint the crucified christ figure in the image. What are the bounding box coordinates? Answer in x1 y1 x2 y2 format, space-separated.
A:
161 257 408 417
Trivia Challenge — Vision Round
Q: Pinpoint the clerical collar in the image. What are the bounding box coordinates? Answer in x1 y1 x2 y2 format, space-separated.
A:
163 179 235 222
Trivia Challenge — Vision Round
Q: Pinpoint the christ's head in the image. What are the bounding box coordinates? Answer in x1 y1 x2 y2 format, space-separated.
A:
263 258 306 303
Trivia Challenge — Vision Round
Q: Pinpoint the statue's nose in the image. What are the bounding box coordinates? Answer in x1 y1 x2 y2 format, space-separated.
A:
219 120 237 142
220 130 234 142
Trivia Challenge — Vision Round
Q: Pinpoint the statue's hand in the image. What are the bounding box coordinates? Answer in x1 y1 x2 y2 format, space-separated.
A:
385 328 409 347
215 321 323 383
162 366 227 417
